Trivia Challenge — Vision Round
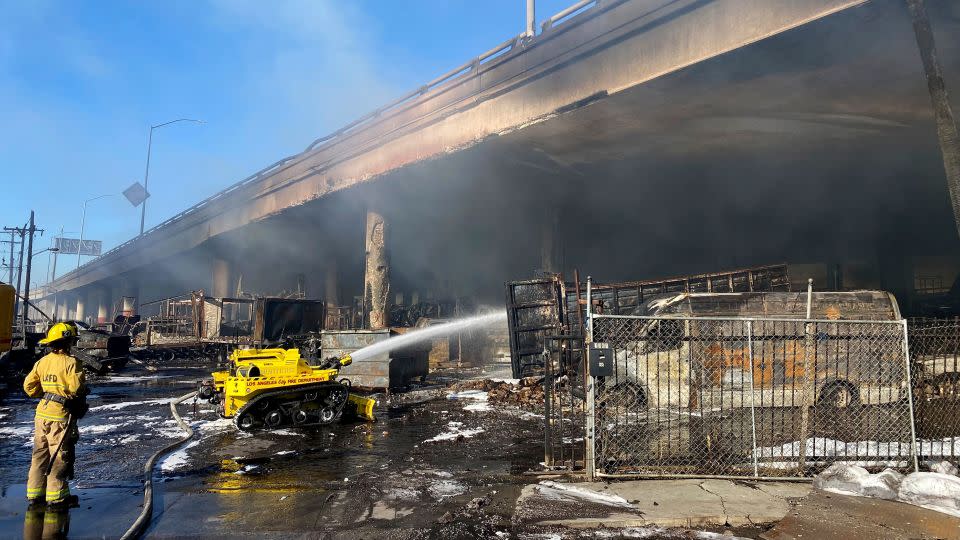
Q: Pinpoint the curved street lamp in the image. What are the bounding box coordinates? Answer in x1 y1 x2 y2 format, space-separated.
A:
78 194 116 270
139 118 205 235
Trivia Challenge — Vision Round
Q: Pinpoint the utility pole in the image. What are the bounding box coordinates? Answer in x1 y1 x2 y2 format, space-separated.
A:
907 0 960 238
22 211 36 331
3 214 44 330
1 230 18 283
12 224 26 317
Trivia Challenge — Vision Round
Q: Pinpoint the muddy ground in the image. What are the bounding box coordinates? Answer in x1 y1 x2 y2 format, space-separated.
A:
0 361 770 539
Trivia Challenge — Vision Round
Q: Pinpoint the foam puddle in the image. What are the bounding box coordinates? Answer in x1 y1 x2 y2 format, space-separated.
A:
536 481 634 508
448 389 491 412
423 421 485 443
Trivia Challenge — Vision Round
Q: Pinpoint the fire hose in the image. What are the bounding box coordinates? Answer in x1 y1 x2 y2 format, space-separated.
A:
120 390 198 540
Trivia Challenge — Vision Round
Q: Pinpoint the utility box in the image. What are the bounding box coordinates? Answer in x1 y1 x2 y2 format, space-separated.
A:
320 329 429 390
588 346 613 377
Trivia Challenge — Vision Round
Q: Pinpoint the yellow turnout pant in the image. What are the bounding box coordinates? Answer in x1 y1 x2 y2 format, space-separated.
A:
26 416 77 503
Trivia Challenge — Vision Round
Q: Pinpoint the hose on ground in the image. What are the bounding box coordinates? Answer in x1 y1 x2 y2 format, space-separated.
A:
120 390 198 540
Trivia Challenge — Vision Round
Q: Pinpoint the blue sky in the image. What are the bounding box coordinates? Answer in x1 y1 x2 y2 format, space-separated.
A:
1 0 572 284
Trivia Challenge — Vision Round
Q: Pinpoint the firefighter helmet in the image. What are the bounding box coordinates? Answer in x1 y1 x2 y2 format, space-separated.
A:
39 322 80 345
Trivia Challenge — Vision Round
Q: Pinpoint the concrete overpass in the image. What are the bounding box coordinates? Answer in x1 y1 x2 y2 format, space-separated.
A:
35 0 960 324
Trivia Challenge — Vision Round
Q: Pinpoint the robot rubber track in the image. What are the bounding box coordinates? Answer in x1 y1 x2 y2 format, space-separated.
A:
229 381 349 431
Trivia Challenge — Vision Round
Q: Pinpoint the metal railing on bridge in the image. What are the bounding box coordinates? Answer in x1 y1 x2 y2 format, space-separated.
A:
57 0 621 284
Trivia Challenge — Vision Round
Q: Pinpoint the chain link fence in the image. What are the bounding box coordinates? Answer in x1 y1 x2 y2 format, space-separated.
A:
909 317 960 464
586 314 916 478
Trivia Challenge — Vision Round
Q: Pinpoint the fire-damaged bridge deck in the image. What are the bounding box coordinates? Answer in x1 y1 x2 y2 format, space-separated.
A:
43 0 873 295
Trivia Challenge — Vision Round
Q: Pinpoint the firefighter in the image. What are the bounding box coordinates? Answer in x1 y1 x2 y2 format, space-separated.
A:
22 322 88 508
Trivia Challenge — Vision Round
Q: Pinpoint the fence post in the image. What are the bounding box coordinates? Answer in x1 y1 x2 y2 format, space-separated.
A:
747 320 760 478
902 319 920 473
543 346 553 468
796 280 815 475
585 277 596 481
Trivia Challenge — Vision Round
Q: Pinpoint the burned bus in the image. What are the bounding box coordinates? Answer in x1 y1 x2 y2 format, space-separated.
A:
599 290 906 411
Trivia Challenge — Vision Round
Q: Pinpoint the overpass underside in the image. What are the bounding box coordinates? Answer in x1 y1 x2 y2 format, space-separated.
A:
46 0 960 323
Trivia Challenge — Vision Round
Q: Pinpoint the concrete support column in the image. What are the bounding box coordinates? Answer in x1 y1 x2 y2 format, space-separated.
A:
908 0 960 239
75 293 85 324
324 259 341 329
119 279 139 317
96 288 109 324
121 296 135 317
66 295 76 320
212 256 236 321
212 257 233 298
325 259 340 306
363 210 390 330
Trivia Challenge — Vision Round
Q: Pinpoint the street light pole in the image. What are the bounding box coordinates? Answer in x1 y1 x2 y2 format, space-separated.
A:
78 194 116 270
139 118 204 235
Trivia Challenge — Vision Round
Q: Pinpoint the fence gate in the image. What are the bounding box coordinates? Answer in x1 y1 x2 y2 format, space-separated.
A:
586 313 917 479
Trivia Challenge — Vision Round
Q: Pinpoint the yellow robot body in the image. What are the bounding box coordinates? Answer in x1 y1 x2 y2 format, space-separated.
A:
201 348 374 430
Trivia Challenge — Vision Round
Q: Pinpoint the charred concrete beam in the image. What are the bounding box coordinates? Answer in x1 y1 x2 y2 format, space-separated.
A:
364 210 390 330
907 0 960 239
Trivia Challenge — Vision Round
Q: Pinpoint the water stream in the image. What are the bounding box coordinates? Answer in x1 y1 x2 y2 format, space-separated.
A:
349 311 507 362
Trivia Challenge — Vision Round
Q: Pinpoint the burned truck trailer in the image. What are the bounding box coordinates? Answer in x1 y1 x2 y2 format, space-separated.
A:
133 291 325 361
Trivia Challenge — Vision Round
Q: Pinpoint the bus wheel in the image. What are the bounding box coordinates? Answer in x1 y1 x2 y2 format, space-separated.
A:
818 381 859 408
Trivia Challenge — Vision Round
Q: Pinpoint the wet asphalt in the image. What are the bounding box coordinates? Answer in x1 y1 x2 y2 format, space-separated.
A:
0 361 766 539
0 362 552 539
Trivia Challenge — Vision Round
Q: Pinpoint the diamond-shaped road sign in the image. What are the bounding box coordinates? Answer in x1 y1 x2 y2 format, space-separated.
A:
123 182 150 207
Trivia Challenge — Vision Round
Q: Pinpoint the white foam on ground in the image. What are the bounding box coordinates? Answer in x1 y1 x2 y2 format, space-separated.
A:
160 440 201 472
930 460 959 476
0 424 33 438
898 472 960 517
753 437 960 459
447 390 489 401
427 479 467 500
268 429 307 437
448 389 492 412
81 422 126 436
385 487 421 502
464 403 491 412
814 464 902 499
234 464 260 475
588 527 751 539
160 416 236 472
423 421 484 443
814 463 960 517
536 481 634 509
590 528 667 539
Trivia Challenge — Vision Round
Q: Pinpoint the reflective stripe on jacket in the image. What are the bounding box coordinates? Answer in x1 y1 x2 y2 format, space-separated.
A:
23 353 86 422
